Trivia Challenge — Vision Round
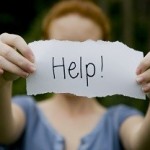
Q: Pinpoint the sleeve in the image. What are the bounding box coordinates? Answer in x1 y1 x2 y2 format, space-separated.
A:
113 104 144 129
12 95 36 116
100 104 144 150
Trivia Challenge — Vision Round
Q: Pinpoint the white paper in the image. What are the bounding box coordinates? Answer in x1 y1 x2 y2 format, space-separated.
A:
26 40 145 99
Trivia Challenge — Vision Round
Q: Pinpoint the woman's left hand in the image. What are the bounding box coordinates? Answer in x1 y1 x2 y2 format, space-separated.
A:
136 52 150 95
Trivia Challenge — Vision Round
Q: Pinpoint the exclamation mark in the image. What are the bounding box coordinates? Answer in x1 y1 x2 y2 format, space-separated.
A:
101 56 103 78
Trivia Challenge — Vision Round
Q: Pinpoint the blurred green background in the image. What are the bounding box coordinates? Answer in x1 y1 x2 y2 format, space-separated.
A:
0 0 150 114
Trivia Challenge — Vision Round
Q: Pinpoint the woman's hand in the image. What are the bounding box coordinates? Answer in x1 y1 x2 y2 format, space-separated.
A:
136 52 150 96
0 33 36 82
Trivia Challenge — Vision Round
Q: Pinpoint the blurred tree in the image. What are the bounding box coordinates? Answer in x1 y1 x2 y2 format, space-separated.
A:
133 0 149 54
97 0 149 113
0 0 36 36
121 0 134 47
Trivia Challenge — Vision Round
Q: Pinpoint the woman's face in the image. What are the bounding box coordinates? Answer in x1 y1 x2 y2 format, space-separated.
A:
47 13 103 98
48 13 103 41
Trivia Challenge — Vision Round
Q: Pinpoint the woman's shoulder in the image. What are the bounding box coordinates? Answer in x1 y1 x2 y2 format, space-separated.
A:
108 104 143 114
105 104 144 126
12 95 37 116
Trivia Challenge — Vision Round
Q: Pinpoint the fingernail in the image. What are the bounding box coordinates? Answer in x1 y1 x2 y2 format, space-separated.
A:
29 65 36 72
136 68 141 75
23 73 29 78
142 85 149 92
136 76 143 83
29 54 35 63
25 73 29 78
27 48 35 63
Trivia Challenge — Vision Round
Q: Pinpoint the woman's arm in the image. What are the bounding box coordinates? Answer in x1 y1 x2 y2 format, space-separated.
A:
120 52 150 150
0 33 35 144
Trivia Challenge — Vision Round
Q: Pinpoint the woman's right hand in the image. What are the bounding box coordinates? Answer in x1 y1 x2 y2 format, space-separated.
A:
0 33 36 82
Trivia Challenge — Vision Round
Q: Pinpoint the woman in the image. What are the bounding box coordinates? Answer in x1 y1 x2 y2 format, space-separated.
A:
0 0 150 150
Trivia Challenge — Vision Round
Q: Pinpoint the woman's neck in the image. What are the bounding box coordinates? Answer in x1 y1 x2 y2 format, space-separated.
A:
50 93 103 116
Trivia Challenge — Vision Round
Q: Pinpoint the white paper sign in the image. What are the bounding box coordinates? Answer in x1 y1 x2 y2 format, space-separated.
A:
27 40 145 99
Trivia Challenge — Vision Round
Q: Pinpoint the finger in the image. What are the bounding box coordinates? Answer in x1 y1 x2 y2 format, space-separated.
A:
0 33 34 63
141 82 150 93
0 56 29 78
136 68 150 85
0 42 36 73
136 52 150 75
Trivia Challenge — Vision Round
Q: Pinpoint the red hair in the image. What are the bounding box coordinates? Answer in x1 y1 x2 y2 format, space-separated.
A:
42 0 110 40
